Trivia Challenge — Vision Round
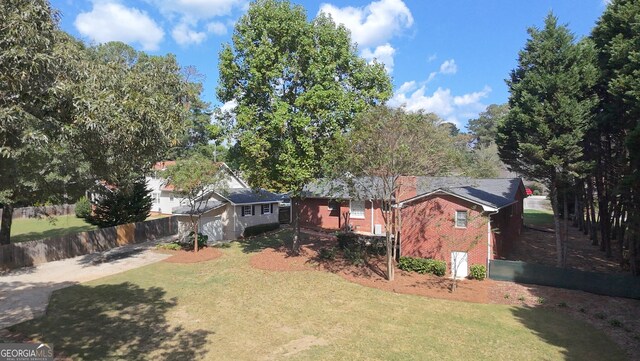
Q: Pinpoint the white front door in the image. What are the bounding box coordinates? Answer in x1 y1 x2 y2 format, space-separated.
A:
451 251 468 279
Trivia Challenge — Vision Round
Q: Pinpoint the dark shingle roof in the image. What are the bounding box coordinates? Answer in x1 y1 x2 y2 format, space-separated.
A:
415 177 523 209
224 188 281 204
302 177 388 199
172 199 225 215
302 176 524 210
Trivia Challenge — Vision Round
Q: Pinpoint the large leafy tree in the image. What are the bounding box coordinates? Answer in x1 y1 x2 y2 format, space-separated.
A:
217 0 392 252
332 106 453 281
497 13 597 267
0 0 71 244
467 104 509 149
591 0 640 273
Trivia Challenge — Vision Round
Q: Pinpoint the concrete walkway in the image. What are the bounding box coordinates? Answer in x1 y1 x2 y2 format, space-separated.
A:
0 237 174 329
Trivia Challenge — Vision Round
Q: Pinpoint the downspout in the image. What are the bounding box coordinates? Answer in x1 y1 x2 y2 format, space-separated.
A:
370 199 374 234
487 210 499 270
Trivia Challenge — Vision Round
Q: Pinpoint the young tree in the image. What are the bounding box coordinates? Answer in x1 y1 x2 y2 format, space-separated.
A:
164 156 229 252
217 0 392 253
497 13 597 267
332 106 453 281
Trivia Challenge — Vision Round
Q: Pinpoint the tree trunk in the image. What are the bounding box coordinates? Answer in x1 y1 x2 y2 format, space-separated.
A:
386 230 394 281
587 177 598 245
292 198 300 255
549 181 565 268
563 190 569 266
0 204 13 245
191 215 199 252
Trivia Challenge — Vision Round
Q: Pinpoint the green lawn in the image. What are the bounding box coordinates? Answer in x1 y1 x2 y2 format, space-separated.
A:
10 215 96 243
10 214 168 243
9 231 626 360
524 209 555 226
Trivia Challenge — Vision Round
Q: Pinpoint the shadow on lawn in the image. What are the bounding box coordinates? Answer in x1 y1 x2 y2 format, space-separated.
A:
508 305 626 361
8 282 211 361
11 226 95 243
237 229 292 253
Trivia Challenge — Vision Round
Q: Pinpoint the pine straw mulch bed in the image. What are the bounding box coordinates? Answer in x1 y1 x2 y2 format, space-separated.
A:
249 231 640 361
158 247 223 263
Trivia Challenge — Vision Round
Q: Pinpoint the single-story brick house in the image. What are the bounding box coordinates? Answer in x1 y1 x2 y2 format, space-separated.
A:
296 176 525 278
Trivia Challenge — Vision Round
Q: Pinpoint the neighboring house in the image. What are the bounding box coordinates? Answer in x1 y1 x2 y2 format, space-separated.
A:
172 188 281 241
148 161 280 241
147 161 249 215
296 176 525 277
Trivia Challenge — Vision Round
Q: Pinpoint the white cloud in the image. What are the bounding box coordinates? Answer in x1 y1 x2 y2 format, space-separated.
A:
207 21 227 35
319 0 413 48
389 84 491 127
427 72 437 83
146 0 246 21
74 2 164 51
172 22 207 45
361 43 396 73
427 54 437 62
439 59 457 74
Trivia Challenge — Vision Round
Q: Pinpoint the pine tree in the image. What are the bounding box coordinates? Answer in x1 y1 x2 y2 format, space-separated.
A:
497 13 597 267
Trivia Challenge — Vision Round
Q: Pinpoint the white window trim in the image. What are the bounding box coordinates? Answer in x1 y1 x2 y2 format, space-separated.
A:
454 210 468 228
350 200 365 219
261 204 271 214
242 205 252 217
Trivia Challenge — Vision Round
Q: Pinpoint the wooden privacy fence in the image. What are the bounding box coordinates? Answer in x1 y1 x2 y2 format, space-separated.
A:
0 204 76 220
489 259 640 300
0 216 178 270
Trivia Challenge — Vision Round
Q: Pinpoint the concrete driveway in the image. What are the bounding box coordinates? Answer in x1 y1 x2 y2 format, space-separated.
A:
524 195 551 211
0 237 173 329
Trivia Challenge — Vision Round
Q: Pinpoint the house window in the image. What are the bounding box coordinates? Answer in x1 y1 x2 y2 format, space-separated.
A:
455 210 468 228
169 195 174 202
261 204 271 214
242 205 252 217
327 200 339 211
350 200 365 219
152 192 160 204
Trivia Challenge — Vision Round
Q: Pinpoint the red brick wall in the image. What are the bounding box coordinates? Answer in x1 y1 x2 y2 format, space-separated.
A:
400 194 489 274
491 184 525 259
296 198 389 234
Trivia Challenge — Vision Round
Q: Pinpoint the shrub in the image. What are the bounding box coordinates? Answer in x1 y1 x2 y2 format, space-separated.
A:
337 232 360 250
595 312 607 320
243 223 280 237
469 264 487 280
156 242 182 251
85 179 152 228
179 232 208 250
343 247 365 266
318 247 337 261
75 196 92 219
398 256 446 276
610 319 623 328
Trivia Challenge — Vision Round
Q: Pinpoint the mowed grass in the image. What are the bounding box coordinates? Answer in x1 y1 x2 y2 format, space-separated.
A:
524 209 555 226
10 215 96 243
10 231 626 361
10 214 168 243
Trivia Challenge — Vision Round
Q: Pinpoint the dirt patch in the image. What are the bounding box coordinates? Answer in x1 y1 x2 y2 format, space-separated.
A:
265 335 328 360
250 234 491 304
161 247 223 264
509 223 624 274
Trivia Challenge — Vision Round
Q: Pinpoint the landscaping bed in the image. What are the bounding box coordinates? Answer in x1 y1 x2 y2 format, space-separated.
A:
159 247 223 264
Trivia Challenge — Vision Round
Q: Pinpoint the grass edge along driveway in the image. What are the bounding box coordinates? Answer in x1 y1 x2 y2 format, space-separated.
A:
8 231 627 361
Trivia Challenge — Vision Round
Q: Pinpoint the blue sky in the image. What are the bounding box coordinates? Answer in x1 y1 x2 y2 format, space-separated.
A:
53 0 608 129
